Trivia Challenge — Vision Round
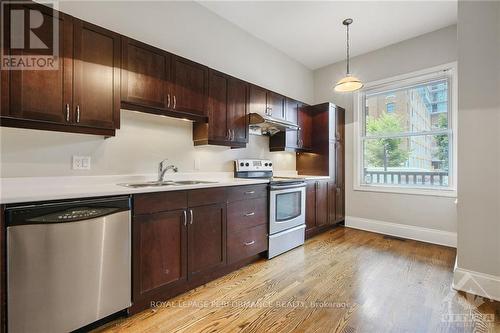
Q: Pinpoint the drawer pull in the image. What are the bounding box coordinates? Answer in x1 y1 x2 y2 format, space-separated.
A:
244 240 255 246
244 212 255 217
244 191 255 195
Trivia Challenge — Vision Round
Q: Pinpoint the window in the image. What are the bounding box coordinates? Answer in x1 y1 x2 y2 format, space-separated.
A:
354 64 457 196
386 102 395 113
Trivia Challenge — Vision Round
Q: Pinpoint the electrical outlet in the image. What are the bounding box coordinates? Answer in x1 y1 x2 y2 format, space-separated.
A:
194 158 200 171
72 156 91 170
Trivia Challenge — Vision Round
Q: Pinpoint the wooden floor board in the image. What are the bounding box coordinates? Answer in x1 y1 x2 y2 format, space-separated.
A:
95 227 500 333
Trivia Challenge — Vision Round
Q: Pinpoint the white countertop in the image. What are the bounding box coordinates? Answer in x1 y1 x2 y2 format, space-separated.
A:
0 172 331 205
0 172 269 204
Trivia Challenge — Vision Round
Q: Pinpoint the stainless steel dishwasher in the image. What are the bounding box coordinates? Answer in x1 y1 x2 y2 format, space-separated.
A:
6 196 131 333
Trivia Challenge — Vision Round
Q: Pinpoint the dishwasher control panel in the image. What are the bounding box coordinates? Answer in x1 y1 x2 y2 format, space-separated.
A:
28 207 118 223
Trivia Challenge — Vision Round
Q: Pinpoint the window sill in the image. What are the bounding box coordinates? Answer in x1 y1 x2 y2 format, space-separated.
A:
353 184 457 198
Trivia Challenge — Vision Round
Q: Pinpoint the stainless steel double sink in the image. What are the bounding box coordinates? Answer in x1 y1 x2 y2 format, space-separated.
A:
118 180 217 188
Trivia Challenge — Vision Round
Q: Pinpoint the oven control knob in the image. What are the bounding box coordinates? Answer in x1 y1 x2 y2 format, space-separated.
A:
240 162 244 167
269 163 273 167
245 163 250 167
264 163 268 166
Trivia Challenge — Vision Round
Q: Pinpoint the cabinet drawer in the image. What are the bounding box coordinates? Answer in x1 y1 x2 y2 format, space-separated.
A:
227 197 267 233
228 224 268 264
227 184 267 202
134 191 187 215
188 187 227 207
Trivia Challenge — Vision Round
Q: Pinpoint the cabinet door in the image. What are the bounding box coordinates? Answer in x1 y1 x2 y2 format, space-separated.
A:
133 210 188 300
227 77 248 144
207 70 228 141
285 98 299 149
267 91 285 120
336 141 345 188
328 181 337 225
73 20 120 129
2 5 72 124
298 106 313 150
248 85 267 115
315 181 329 227
335 186 345 223
121 38 170 110
171 56 208 116
188 203 226 278
305 181 316 231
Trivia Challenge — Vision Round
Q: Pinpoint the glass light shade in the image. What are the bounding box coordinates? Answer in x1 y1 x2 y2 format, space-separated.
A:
334 75 364 92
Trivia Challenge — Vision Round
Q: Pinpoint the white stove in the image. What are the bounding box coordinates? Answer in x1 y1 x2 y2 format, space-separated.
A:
234 159 306 258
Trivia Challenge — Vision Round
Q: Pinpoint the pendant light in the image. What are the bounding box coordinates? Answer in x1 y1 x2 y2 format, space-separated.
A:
334 18 363 92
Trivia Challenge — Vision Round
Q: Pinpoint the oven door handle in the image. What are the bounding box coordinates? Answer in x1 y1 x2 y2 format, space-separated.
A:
270 183 306 190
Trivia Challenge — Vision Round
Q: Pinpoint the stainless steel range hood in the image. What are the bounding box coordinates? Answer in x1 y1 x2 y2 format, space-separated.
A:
248 113 299 136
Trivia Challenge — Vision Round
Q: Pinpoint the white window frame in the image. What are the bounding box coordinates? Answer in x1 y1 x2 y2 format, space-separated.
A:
353 62 458 197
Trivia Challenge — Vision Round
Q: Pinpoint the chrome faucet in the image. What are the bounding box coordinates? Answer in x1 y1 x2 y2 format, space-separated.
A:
158 159 178 181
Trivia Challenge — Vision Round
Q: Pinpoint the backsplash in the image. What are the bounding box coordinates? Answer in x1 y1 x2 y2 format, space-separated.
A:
0 110 296 178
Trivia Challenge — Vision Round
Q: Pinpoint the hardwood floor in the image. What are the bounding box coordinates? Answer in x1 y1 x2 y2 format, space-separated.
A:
96 227 499 333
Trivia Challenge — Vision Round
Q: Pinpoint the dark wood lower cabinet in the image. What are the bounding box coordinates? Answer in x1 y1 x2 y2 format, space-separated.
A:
133 210 187 301
305 180 342 239
188 203 226 278
130 185 267 314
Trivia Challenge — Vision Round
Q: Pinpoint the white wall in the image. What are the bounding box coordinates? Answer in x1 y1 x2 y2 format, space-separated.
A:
0 1 313 178
456 1 500 277
0 111 296 177
314 25 458 233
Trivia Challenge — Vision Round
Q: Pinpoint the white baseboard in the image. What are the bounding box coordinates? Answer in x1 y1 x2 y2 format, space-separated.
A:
453 265 500 302
345 216 457 247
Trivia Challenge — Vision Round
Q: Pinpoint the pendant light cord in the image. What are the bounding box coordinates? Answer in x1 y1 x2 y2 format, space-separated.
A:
346 22 350 75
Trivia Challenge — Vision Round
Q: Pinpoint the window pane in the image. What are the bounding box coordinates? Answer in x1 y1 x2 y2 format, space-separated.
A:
362 134 450 187
365 80 448 136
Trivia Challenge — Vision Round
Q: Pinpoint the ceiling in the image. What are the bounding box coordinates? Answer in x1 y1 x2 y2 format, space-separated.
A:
199 1 457 70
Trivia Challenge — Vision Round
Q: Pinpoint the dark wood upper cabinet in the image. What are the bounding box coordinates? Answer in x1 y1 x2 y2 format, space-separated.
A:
193 70 247 147
269 98 306 151
171 56 208 117
206 70 228 142
1 4 118 136
133 210 188 301
188 203 226 278
121 43 208 121
298 105 313 150
73 20 121 130
121 38 170 110
248 85 267 115
248 85 286 120
267 91 286 120
227 77 248 144
1 6 73 124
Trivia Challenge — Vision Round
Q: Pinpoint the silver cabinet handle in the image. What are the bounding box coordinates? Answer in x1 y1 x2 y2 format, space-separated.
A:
244 212 255 217
226 129 230 140
189 209 193 225
244 191 255 195
65 104 70 122
244 240 255 246
76 105 80 123
183 210 187 226
167 94 171 108
173 95 176 109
